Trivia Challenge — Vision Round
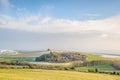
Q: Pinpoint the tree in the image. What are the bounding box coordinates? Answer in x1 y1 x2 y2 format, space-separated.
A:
95 68 98 73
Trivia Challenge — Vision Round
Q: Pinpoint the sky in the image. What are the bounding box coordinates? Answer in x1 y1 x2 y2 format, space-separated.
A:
0 0 120 52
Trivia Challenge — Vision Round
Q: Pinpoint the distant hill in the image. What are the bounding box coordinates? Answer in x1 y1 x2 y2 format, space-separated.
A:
0 50 49 57
35 50 86 63
0 50 18 55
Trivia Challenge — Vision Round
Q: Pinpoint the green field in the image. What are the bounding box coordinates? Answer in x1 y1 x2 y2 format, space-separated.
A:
0 69 120 80
85 53 112 61
0 57 35 62
75 64 116 71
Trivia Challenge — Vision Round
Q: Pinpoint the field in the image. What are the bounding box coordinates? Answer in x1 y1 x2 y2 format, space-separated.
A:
75 64 116 71
0 69 120 80
85 53 112 61
0 57 35 62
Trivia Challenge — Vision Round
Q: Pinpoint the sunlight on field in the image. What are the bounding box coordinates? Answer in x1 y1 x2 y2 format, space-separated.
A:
0 69 120 80
30 62 71 67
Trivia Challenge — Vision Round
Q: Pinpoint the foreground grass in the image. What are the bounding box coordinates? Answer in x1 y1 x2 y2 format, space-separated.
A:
0 69 120 80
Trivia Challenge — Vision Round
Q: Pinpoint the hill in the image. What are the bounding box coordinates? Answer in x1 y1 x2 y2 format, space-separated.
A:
35 50 86 63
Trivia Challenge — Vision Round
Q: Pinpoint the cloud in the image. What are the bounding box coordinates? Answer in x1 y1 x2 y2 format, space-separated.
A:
0 13 120 34
0 0 11 9
101 34 108 38
0 13 120 51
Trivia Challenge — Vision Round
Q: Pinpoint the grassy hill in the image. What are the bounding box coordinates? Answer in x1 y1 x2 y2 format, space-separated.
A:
0 69 120 80
84 53 113 61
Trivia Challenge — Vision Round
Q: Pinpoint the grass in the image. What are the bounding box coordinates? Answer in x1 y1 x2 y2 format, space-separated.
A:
0 69 120 80
75 64 116 71
86 64 115 70
85 53 113 61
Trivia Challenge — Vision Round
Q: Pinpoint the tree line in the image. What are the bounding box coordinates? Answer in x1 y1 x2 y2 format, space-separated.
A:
71 60 113 67
35 51 86 63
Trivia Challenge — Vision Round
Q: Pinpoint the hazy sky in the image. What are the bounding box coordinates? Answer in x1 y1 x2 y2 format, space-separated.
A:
0 0 120 52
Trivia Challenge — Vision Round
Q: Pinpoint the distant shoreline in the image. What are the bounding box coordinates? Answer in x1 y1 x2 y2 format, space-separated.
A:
101 54 120 58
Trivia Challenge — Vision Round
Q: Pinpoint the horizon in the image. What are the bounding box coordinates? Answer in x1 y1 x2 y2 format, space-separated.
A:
0 0 120 52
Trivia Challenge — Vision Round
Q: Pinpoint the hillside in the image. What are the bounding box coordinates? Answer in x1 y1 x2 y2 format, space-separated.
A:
0 69 120 80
